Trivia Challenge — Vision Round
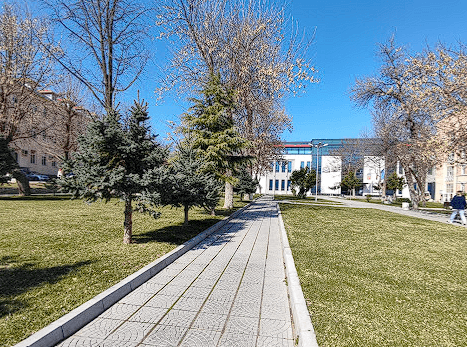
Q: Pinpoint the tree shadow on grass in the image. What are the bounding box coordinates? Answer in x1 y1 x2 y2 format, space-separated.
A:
0 256 93 318
133 218 224 245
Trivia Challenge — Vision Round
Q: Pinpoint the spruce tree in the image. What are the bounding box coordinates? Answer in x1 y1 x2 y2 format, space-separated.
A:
182 73 249 209
59 100 167 244
157 142 222 225
234 167 259 201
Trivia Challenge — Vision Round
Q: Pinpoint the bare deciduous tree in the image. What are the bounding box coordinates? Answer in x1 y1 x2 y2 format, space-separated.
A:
0 4 58 195
351 38 438 209
44 0 152 111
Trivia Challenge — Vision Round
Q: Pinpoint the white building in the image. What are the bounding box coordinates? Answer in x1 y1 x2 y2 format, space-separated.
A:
257 139 413 198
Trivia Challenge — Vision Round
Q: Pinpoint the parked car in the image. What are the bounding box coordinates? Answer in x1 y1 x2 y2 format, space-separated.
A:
26 172 50 181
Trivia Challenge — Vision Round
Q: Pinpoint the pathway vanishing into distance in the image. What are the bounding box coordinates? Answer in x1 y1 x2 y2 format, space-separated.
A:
280 195 466 227
55 197 295 347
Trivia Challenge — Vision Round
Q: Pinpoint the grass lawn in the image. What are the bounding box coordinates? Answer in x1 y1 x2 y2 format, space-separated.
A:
0 195 248 347
273 195 343 204
280 203 467 347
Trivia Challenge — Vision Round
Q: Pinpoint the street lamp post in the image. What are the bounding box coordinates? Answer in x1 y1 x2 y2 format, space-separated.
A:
311 142 328 202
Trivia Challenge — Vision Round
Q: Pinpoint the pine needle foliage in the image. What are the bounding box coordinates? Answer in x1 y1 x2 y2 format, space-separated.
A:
181 73 250 183
157 142 222 225
59 100 167 243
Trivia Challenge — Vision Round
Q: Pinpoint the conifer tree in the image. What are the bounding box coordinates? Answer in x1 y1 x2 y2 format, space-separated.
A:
59 100 167 244
290 167 316 198
157 142 222 225
181 73 250 209
234 167 259 201
0 136 18 184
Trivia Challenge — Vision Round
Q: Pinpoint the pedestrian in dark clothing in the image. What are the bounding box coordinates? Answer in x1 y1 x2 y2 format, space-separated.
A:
449 191 466 225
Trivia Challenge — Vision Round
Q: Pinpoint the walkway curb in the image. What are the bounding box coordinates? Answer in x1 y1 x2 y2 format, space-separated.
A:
277 202 319 347
14 203 252 347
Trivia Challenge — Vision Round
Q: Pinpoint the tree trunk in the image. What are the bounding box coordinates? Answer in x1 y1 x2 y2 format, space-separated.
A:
184 204 189 225
11 170 31 196
224 181 234 209
123 197 133 244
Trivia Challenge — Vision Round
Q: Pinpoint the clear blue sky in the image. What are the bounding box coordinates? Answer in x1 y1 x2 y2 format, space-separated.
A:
138 0 467 143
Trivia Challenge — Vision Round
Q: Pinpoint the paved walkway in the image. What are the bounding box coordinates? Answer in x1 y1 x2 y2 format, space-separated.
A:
56 197 294 347
290 196 466 227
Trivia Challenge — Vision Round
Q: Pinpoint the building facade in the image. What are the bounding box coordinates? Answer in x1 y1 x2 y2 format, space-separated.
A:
257 139 414 198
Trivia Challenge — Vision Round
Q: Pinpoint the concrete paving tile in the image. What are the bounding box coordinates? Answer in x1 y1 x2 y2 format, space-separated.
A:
158 284 187 297
118 290 154 306
73 318 123 339
55 336 103 347
182 285 212 299
141 324 188 346
217 332 257 347
260 303 291 320
208 288 236 301
137 281 165 294
191 277 217 288
256 336 295 347
145 294 179 309
159 308 198 327
191 312 228 331
230 300 261 318
224 315 259 335
105 321 153 343
172 296 205 312
202 298 233 315
259 318 293 340
128 306 167 323
179 329 222 347
99 303 140 321
98 340 140 347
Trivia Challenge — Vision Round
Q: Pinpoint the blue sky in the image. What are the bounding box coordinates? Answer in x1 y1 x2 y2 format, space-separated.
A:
33 0 467 143
141 0 467 143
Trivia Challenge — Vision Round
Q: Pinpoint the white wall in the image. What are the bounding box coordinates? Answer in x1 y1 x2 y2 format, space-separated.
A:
321 156 341 195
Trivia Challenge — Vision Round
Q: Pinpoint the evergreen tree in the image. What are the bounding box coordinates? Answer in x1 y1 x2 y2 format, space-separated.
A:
234 167 259 201
386 172 405 193
181 72 250 209
340 171 363 197
0 136 18 184
59 100 167 244
157 142 222 225
290 167 316 198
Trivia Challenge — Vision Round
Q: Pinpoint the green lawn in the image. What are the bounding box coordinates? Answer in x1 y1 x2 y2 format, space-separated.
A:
273 194 343 204
0 195 248 347
280 203 467 347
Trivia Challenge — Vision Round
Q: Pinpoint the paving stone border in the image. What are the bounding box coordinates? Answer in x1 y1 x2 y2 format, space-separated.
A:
277 202 320 347
14 203 252 347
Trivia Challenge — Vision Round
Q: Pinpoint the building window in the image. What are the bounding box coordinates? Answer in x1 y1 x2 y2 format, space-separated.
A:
287 161 292 172
398 165 404 175
447 166 454 182
287 180 291 191
462 165 467 175
300 161 304 169
14 152 18 162
306 161 311 168
447 183 454 195
275 179 279 191
275 162 280 172
52 161 57 167
30 152 36 164
21 149 28 156
269 179 273 191
42 156 47 166
281 180 285 191
281 162 286 173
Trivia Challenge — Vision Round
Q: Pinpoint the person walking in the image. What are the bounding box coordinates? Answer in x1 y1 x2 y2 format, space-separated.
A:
449 191 467 225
